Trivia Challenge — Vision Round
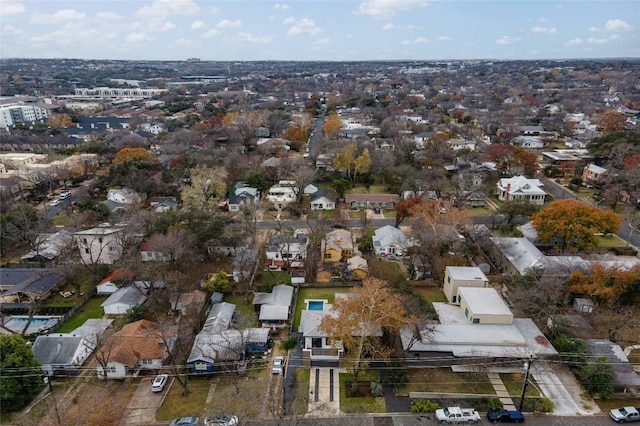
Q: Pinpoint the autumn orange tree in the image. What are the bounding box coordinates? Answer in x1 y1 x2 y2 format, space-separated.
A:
113 147 159 166
283 126 310 151
567 263 640 303
323 112 342 139
394 196 422 227
530 199 622 252
319 278 417 388
332 143 371 186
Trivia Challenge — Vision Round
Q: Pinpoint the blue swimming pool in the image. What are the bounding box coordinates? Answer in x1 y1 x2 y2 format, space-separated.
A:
3 316 62 335
307 301 325 311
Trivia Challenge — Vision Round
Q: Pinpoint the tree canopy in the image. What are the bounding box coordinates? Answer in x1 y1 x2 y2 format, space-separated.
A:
113 147 159 166
588 130 640 158
0 334 43 412
530 199 622 251
319 278 417 383
332 143 371 186
567 263 640 303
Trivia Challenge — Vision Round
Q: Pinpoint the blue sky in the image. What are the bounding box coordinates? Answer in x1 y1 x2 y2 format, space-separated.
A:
1 0 638 61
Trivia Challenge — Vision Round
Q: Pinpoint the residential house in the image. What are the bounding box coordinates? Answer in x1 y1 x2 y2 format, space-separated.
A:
0 175 33 202
75 227 124 264
97 319 175 379
170 289 207 317
309 189 337 211
512 136 544 149
187 302 239 374
448 139 476 151
104 187 142 211
227 182 260 212
265 232 308 270
0 268 64 303
266 185 297 209
303 182 320 195
541 151 580 177
139 236 170 262
344 194 400 209
518 126 544 136
413 131 436 149
252 284 294 328
582 163 608 185
585 340 640 393
346 255 368 280
101 282 148 315
372 225 410 258
207 235 251 258
321 229 354 262
315 153 335 172
497 175 546 205
148 196 177 213
21 230 74 262
96 268 134 295
443 266 489 303
32 319 113 375
400 292 557 361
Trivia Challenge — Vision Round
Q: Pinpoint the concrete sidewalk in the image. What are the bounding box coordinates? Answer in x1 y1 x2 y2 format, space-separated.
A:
487 372 517 411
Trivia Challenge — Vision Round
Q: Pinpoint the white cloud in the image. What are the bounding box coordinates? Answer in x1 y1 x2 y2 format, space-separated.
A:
605 19 633 32
587 36 608 45
2 24 21 34
191 20 205 30
135 0 200 20
217 19 242 29
285 17 322 36
531 26 556 34
96 12 123 22
538 17 546 23
383 23 395 30
414 37 429 44
235 32 273 43
436 36 451 41
0 1 25 16
158 21 175 31
31 9 86 24
126 32 153 44
495 36 521 45
588 26 599 32
169 38 193 48
609 34 621 41
201 29 220 39
565 38 583 47
354 0 431 18
274 3 289 10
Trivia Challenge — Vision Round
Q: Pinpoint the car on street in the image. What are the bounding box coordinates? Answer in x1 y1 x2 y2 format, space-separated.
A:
272 355 285 374
59 190 72 200
487 409 525 423
151 374 168 392
205 414 239 426
49 199 61 207
169 417 200 426
610 406 640 423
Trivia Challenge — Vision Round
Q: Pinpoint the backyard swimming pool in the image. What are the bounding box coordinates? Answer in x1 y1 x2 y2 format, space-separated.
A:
3 315 62 335
306 300 326 311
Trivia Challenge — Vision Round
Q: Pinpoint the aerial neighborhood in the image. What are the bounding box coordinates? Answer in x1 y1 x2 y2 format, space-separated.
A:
1 58 640 425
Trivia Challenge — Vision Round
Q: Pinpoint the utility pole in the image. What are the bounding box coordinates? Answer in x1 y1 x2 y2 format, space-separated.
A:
44 371 62 424
518 355 534 412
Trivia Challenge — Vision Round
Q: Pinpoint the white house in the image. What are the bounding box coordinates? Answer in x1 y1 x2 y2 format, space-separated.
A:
266 185 297 208
443 266 489 303
101 282 148 315
372 225 410 257
512 136 544 149
309 189 337 211
106 187 141 205
252 284 294 328
265 232 308 269
497 175 546 205
96 268 134 295
75 227 124 264
448 139 476 151
21 230 73 262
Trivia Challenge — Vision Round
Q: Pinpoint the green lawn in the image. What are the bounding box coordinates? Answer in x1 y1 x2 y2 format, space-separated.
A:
596 234 628 248
56 296 107 332
339 370 386 413
412 286 447 303
402 367 495 395
156 377 212 421
346 185 389 195
293 287 352 327
225 294 259 326
500 373 540 397
294 368 310 415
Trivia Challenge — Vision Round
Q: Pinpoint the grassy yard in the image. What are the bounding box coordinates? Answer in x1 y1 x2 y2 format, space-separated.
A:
225 294 259 326
596 234 629 248
255 270 291 287
401 367 495 395
293 287 353 327
500 372 540 397
56 296 107 332
411 286 447 303
156 377 212 421
294 368 310 414
346 185 390 195
339 370 386 413
597 398 640 412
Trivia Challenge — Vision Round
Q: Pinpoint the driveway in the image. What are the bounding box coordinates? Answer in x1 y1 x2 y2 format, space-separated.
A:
121 377 167 425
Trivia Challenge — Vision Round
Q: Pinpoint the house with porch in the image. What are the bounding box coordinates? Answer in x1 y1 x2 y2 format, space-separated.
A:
497 175 546 205
97 319 175 379
372 225 410 258
309 189 337 211
265 233 308 270
344 194 400 209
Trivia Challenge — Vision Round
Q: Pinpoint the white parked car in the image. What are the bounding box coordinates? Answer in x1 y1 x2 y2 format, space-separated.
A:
59 190 72 200
49 199 61 207
205 414 238 426
272 356 285 374
151 374 168 392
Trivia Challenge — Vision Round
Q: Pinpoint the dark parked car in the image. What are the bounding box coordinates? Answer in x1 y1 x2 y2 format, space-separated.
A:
487 409 525 423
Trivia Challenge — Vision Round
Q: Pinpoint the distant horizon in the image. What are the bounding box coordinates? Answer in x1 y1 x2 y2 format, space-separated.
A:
1 1 638 61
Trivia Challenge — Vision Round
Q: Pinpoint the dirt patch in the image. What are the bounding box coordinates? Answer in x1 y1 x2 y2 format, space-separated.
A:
345 381 372 398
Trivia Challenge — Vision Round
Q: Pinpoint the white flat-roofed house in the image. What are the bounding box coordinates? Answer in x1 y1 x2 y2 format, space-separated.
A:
443 266 489 303
497 175 546 205
457 287 513 325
